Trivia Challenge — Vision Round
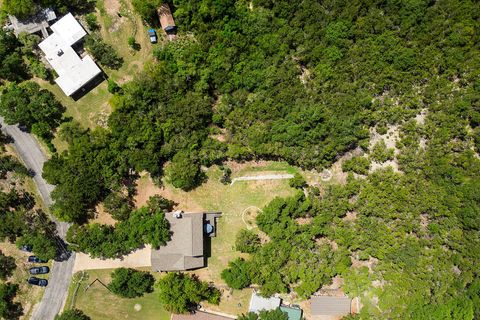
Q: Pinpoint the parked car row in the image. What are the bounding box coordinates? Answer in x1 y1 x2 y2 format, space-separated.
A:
26 255 50 287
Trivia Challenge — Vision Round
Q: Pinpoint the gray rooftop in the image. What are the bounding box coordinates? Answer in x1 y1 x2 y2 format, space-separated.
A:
310 296 351 316
151 212 221 271
8 8 56 38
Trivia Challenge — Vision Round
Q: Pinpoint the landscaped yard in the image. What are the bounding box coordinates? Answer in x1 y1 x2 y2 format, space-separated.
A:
65 269 170 320
135 161 299 315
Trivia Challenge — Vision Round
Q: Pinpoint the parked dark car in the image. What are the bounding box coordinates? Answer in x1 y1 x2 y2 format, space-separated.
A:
148 29 157 43
20 245 33 252
29 266 50 275
28 277 48 287
28 256 48 263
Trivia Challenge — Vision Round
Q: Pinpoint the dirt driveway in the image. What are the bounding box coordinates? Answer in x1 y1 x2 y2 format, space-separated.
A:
72 245 152 273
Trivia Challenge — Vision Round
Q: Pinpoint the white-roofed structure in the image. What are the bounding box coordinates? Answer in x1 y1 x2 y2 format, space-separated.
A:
38 13 101 96
248 292 282 314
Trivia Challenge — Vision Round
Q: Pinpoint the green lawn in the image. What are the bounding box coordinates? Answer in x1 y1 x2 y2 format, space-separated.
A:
65 269 170 320
135 162 298 315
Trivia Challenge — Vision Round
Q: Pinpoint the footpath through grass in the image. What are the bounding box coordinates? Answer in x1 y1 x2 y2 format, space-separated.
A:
66 269 170 320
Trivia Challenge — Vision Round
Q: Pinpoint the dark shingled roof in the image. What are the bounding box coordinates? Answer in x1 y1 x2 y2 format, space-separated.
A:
151 212 221 271
310 296 351 316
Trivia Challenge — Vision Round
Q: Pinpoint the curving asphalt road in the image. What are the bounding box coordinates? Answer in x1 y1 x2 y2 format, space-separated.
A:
0 118 75 320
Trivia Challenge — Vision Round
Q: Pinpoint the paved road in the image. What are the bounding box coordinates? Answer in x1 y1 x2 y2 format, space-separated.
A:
0 119 75 320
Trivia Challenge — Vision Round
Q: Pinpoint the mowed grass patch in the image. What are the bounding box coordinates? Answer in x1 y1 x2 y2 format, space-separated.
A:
0 242 51 319
66 269 170 320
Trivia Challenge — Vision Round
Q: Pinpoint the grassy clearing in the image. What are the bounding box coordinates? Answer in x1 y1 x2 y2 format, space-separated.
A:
95 0 157 84
65 269 170 320
135 161 298 315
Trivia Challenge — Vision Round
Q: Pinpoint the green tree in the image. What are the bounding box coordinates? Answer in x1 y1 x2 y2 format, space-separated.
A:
55 309 91 320
84 36 123 69
0 283 22 320
103 192 132 221
157 273 220 313
289 173 307 189
2 0 35 19
235 229 260 254
0 251 15 280
131 0 161 22
166 151 204 191
0 29 28 81
0 82 65 142
85 13 99 31
370 140 394 163
221 258 251 290
342 157 370 175
238 309 288 320
108 268 155 298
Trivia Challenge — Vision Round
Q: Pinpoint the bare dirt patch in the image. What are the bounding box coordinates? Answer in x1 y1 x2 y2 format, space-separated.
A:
104 0 121 16
134 173 204 212
91 203 116 226
73 245 152 273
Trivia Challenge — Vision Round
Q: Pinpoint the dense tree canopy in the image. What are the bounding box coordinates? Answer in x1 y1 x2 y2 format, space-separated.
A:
0 283 22 320
66 197 170 258
0 29 28 81
38 1 480 317
2 0 95 18
156 273 220 314
0 82 65 148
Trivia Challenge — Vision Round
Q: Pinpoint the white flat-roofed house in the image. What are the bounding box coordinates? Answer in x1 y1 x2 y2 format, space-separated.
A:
38 13 101 97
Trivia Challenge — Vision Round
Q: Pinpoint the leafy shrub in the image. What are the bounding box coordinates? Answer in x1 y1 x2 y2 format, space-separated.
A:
84 36 123 70
55 309 91 320
127 36 141 51
370 140 394 163
85 13 99 31
289 173 307 189
342 157 370 175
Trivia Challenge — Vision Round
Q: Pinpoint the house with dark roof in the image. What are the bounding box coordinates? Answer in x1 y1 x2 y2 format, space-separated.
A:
310 296 351 317
151 212 221 271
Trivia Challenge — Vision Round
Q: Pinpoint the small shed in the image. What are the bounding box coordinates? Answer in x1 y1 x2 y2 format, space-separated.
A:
248 292 281 313
310 296 351 316
158 3 176 33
